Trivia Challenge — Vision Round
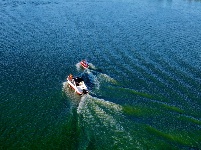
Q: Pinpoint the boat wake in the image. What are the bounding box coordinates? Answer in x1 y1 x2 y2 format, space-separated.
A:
76 95 139 149
62 63 147 149
76 61 102 72
81 66 117 91
75 62 82 71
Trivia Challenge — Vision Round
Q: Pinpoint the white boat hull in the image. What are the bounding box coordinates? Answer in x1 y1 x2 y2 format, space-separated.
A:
67 79 88 95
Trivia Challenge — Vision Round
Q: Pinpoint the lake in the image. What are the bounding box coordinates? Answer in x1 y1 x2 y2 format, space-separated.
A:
1 0 201 149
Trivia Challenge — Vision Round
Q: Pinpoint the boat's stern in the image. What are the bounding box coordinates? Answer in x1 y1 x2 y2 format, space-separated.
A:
77 84 89 95
80 60 89 69
82 89 89 94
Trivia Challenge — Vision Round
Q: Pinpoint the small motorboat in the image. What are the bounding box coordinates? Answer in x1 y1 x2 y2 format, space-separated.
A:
67 74 89 95
80 60 89 69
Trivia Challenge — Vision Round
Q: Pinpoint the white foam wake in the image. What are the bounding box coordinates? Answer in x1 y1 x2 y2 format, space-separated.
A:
77 95 135 148
88 63 96 70
76 62 82 71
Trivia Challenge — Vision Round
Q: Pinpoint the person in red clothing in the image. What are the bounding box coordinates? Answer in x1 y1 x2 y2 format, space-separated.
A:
67 74 73 81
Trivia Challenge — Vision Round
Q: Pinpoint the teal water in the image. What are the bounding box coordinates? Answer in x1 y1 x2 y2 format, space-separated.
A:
1 0 201 149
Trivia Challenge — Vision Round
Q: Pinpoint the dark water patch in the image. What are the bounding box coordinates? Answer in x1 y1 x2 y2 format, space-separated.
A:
161 103 184 114
2 108 79 150
178 115 201 126
1 0 58 8
1 91 68 149
1 0 26 8
111 86 170 103
120 96 200 136
146 125 201 149
80 70 100 91
122 105 149 117
55 109 80 150
122 102 184 118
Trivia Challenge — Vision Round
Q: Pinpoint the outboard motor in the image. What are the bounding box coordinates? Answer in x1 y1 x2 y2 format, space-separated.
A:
83 89 88 94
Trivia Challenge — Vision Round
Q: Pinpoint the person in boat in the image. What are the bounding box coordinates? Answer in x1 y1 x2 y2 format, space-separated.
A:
81 60 89 68
67 74 73 81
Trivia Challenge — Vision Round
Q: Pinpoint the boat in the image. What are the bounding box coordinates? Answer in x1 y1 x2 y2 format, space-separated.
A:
80 60 89 69
66 74 89 95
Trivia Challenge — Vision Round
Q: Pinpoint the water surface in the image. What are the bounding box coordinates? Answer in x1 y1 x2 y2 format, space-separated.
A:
1 0 201 149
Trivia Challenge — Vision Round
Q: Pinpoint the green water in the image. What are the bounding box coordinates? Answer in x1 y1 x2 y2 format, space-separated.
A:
1 0 201 149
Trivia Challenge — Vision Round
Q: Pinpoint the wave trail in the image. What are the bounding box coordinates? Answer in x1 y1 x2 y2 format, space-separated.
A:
76 95 142 149
76 64 117 93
